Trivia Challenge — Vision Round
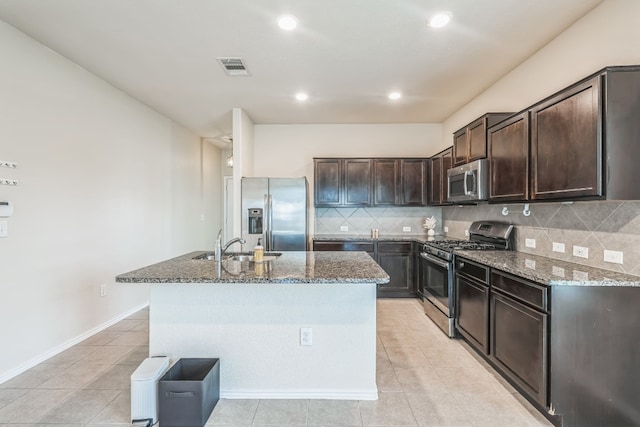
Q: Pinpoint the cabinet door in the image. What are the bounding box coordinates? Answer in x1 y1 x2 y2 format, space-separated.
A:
453 129 468 166
468 118 487 162
400 159 426 205
455 275 490 354
314 159 342 206
441 148 453 204
488 112 529 202
530 76 601 200
428 157 442 206
490 291 548 407
344 159 372 206
373 159 398 205
377 241 413 297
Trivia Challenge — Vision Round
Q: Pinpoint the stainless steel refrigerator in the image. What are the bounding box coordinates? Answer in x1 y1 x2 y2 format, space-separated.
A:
241 177 308 251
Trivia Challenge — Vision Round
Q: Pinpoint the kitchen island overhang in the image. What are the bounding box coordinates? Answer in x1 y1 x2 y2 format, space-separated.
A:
116 251 389 400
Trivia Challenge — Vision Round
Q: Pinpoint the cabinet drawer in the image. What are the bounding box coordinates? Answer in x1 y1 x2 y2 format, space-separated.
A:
455 258 489 285
313 241 374 252
378 241 412 253
491 271 548 312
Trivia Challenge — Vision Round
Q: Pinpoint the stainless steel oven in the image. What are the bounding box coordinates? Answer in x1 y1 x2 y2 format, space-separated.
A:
421 221 514 337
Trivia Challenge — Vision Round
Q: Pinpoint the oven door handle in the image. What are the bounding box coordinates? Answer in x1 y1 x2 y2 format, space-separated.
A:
420 253 450 270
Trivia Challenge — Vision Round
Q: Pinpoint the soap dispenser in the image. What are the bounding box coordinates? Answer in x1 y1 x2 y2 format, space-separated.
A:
254 238 264 263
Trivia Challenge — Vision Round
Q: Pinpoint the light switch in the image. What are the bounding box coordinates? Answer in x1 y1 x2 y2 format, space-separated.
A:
0 220 7 238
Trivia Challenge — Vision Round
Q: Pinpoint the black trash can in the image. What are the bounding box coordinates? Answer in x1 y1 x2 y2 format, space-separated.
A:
158 358 220 427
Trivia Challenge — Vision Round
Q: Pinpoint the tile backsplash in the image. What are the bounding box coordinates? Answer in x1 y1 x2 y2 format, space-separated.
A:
442 201 640 276
315 206 443 237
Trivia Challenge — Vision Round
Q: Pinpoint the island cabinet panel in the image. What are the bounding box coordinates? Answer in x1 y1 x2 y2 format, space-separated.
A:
530 76 601 201
428 147 452 206
488 112 529 202
373 159 398 205
314 159 342 206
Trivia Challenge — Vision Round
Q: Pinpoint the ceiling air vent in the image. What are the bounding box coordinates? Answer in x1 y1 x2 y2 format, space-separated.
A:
217 57 249 76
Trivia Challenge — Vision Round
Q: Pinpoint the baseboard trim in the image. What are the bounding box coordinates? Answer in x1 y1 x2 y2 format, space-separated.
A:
0 302 149 384
220 389 378 400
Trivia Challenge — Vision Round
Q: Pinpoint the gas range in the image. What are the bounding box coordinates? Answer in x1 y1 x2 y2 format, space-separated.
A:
419 221 514 337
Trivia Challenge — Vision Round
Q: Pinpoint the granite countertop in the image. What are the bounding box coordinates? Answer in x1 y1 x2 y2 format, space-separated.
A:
116 251 390 284
455 250 640 287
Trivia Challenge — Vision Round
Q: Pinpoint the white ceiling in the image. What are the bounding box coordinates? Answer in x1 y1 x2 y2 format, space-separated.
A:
0 0 602 138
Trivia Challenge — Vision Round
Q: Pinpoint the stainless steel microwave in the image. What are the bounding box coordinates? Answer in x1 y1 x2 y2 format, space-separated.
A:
447 159 488 203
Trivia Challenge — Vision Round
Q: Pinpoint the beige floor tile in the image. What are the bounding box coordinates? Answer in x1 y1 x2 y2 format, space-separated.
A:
38 388 120 424
0 389 74 423
405 391 474 426
108 330 149 346
384 346 429 368
116 345 150 365
38 363 110 389
0 389 28 409
253 399 308 425
41 345 99 365
0 364 68 389
89 389 130 425
81 345 136 364
376 359 403 392
207 398 259 425
84 364 137 390
307 399 362 426
359 391 417 426
104 319 146 332
394 366 447 393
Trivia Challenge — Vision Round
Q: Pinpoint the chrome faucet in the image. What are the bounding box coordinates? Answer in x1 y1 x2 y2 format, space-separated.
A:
214 229 246 261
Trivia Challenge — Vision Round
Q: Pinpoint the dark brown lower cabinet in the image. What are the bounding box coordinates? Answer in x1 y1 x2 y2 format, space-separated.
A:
455 275 490 355
490 291 548 407
377 241 413 298
312 239 415 298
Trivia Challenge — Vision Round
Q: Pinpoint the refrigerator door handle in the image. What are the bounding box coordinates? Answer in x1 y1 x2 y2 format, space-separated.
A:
267 194 273 251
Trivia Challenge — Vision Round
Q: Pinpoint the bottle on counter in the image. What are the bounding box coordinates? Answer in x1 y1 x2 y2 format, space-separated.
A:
254 238 264 263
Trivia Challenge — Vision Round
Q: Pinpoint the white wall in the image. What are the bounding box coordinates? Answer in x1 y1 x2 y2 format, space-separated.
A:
254 124 442 179
442 0 640 139
231 108 255 239
0 20 221 381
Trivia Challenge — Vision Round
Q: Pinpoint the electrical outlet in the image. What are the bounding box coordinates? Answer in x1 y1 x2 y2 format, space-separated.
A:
552 242 565 253
525 238 536 248
402 226 411 232
604 250 623 264
464 230 469 237
339 226 348 232
300 328 312 346
0 220 7 238
100 283 107 297
444 226 449 233
573 245 589 259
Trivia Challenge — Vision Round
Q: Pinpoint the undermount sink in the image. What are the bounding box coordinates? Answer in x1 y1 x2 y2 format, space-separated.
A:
193 252 282 261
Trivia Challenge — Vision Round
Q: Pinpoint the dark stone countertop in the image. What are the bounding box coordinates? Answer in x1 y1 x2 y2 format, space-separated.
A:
455 250 640 287
116 250 390 284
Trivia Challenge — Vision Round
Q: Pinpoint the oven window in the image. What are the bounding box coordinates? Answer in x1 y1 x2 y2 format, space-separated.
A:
423 257 450 314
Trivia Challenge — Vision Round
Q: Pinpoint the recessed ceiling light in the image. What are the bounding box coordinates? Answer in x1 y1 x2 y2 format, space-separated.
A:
428 12 452 28
388 92 402 100
278 15 298 31
295 92 308 101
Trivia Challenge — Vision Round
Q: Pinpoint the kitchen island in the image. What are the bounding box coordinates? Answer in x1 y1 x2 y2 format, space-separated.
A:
116 251 389 400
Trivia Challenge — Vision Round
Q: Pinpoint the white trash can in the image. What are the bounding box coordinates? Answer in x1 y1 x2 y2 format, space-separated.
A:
131 356 169 426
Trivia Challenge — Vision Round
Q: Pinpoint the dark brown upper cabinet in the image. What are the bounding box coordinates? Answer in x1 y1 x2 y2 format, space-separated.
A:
530 76 601 201
314 158 371 207
488 112 530 202
529 66 640 201
315 158 427 207
427 147 452 206
453 113 513 166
